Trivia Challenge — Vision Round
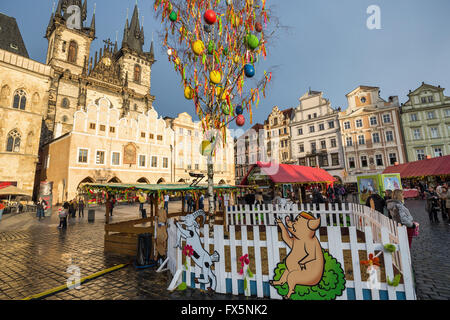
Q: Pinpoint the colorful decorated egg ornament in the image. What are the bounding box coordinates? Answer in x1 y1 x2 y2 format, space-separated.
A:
184 86 194 100
169 11 178 22
236 114 245 127
210 70 222 84
244 64 255 78
246 34 260 50
192 40 205 55
235 105 243 115
204 10 217 25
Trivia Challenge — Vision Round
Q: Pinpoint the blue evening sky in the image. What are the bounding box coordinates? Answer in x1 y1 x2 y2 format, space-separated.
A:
1 0 449 131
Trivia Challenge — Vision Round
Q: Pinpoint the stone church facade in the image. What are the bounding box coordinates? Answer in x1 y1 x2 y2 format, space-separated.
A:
0 1 235 199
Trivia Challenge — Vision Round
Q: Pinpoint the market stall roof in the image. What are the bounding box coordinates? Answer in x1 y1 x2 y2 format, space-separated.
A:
383 155 450 178
240 162 337 185
81 183 240 193
0 185 29 196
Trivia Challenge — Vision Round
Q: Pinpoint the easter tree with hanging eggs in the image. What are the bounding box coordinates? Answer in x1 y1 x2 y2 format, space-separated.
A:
153 0 275 223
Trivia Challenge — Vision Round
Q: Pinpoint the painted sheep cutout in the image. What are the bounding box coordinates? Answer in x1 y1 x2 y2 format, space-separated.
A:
175 210 220 292
270 212 346 300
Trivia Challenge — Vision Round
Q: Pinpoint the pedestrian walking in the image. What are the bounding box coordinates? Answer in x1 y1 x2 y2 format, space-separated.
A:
436 183 448 221
444 186 450 224
69 200 76 218
425 186 440 223
59 202 69 229
36 198 47 220
78 198 85 218
199 193 205 210
138 193 146 215
386 189 417 248
164 193 170 214
255 192 264 206
110 194 115 216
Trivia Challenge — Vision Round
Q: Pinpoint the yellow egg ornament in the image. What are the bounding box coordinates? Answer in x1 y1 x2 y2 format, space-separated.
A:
192 40 205 56
210 71 222 84
184 86 194 100
234 55 241 64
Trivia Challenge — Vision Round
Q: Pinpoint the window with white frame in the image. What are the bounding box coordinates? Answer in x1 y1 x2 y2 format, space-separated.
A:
309 125 315 133
412 128 421 140
355 119 363 128
344 121 350 130
298 144 304 153
112 152 120 166
163 157 169 168
372 133 380 143
434 148 443 157
383 114 391 123
370 116 378 126
346 137 353 147
358 135 365 145
78 149 88 164
375 154 383 166
96 150 105 165
389 153 397 165
430 127 439 138
330 138 337 148
360 156 368 167
386 131 394 142
319 123 325 131
427 111 436 120
416 149 425 161
348 157 355 169
445 109 450 117
328 121 335 129
410 113 418 122
138 155 146 167
297 127 303 135
151 156 158 168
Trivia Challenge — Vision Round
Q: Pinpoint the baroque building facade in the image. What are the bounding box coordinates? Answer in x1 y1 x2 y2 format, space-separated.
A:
339 86 406 183
290 90 345 182
235 123 265 184
263 106 294 164
400 82 450 162
165 112 235 186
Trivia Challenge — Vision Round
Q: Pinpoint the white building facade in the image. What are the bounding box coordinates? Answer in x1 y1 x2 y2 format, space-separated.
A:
290 90 345 182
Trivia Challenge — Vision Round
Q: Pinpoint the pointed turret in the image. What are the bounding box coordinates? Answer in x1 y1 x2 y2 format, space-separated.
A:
121 4 144 53
149 41 154 60
90 12 96 33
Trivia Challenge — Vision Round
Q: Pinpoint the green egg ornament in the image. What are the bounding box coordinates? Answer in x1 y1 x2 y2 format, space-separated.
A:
222 103 230 116
208 41 216 55
247 34 259 50
169 11 177 22
223 46 229 56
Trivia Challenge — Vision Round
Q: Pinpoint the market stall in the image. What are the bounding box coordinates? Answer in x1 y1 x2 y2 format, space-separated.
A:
383 155 450 192
239 162 336 203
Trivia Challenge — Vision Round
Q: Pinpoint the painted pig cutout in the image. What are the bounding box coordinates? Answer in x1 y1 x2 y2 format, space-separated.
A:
270 212 324 299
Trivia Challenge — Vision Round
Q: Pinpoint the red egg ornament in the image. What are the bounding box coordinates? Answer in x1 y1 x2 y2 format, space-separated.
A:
255 22 263 33
204 10 217 25
236 115 245 127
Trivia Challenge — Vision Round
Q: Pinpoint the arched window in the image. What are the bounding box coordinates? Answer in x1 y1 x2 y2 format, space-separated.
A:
134 64 141 83
6 129 21 153
61 97 70 109
68 40 78 63
13 89 27 110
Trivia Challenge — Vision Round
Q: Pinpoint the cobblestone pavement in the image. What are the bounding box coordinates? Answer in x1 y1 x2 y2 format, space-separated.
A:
0 200 448 300
406 200 450 300
0 203 246 300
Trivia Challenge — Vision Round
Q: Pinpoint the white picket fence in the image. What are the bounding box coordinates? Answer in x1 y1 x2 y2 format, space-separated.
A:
166 203 416 300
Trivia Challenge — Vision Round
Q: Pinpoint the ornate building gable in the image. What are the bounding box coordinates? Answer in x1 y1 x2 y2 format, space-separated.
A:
403 82 449 110
73 96 174 143
88 40 123 87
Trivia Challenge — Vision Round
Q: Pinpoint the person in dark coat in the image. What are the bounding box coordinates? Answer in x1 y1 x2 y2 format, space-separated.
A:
78 198 85 218
69 200 76 218
425 186 440 223
365 191 386 214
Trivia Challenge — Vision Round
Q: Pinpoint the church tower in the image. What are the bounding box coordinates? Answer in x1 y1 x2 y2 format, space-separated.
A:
45 0 95 75
43 0 96 141
116 4 156 116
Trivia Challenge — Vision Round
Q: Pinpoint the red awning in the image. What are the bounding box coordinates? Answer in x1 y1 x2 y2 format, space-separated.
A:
383 155 450 178
240 162 336 185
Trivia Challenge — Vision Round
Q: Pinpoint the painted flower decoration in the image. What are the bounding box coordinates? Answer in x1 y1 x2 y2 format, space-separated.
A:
239 254 250 275
182 245 194 257
361 253 380 267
